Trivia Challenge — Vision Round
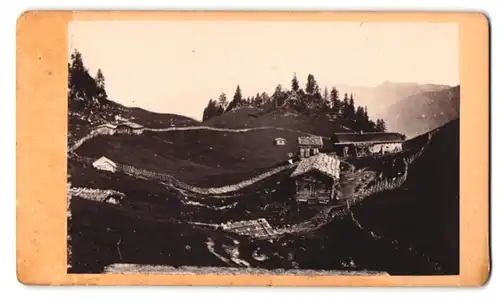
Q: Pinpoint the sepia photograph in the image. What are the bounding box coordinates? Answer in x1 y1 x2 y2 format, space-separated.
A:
66 20 460 276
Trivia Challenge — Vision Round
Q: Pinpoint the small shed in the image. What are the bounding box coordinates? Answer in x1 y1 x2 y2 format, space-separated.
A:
115 122 145 135
274 137 287 146
297 136 323 158
95 123 117 135
92 156 118 173
290 153 341 204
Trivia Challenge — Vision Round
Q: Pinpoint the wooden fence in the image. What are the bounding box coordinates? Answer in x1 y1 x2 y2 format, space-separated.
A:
71 153 297 196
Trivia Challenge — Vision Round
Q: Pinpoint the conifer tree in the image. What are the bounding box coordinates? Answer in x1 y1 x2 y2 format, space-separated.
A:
330 87 341 116
305 74 318 95
217 93 228 110
95 69 107 101
291 73 300 92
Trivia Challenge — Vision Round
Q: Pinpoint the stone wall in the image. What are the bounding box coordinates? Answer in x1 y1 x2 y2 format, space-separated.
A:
69 187 125 202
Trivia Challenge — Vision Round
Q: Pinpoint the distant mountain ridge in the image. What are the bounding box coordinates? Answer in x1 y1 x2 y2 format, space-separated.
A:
376 85 460 138
333 81 452 116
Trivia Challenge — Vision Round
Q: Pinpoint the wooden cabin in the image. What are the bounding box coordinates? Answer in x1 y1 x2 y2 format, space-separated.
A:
95 122 144 135
290 153 341 205
331 132 405 159
297 136 323 159
115 122 144 135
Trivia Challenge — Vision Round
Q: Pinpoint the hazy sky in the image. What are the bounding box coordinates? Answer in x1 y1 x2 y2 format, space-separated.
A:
69 21 459 120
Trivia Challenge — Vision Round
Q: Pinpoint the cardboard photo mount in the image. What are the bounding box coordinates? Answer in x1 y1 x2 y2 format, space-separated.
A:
16 10 490 287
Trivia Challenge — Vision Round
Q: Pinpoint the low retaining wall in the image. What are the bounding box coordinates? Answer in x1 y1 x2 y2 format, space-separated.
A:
69 187 125 202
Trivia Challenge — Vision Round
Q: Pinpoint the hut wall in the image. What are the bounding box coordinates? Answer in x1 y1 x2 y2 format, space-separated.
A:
295 173 334 204
116 126 132 134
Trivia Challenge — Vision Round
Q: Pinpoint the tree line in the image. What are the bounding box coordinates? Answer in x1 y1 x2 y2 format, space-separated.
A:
202 73 387 133
68 49 109 111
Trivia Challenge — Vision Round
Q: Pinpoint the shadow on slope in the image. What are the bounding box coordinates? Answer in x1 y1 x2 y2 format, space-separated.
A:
349 119 460 275
68 196 231 273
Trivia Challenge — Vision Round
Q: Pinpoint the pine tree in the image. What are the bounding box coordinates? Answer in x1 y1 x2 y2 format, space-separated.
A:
291 73 300 92
254 93 263 107
95 69 107 101
330 87 341 116
261 92 270 104
355 106 366 132
321 87 330 110
375 118 387 132
272 84 286 107
234 85 242 103
305 74 318 95
202 99 216 121
225 85 243 112
95 69 105 89
349 93 355 115
217 93 228 110
341 93 349 118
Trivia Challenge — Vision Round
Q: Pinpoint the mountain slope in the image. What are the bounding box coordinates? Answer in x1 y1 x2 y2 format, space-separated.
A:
376 85 459 138
335 81 451 117
349 119 460 274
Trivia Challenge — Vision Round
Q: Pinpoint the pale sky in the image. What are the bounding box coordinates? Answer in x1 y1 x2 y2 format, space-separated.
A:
69 21 459 120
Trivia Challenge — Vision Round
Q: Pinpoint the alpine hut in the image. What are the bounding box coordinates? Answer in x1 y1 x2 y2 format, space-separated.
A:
290 153 341 205
297 136 323 159
331 132 405 158
115 122 144 135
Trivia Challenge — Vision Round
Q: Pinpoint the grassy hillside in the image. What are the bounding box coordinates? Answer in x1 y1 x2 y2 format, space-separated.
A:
201 106 351 137
335 81 451 116
349 119 460 274
75 128 333 186
376 85 460 138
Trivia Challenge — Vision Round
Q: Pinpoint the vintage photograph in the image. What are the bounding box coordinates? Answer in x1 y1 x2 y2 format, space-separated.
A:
66 20 460 275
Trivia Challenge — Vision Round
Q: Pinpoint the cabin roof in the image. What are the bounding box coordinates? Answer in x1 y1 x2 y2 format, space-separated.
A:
332 132 405 145
298 136 323 147
92 156 117 168
97 123 117 129
96 122 144 130
291 153 340 179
